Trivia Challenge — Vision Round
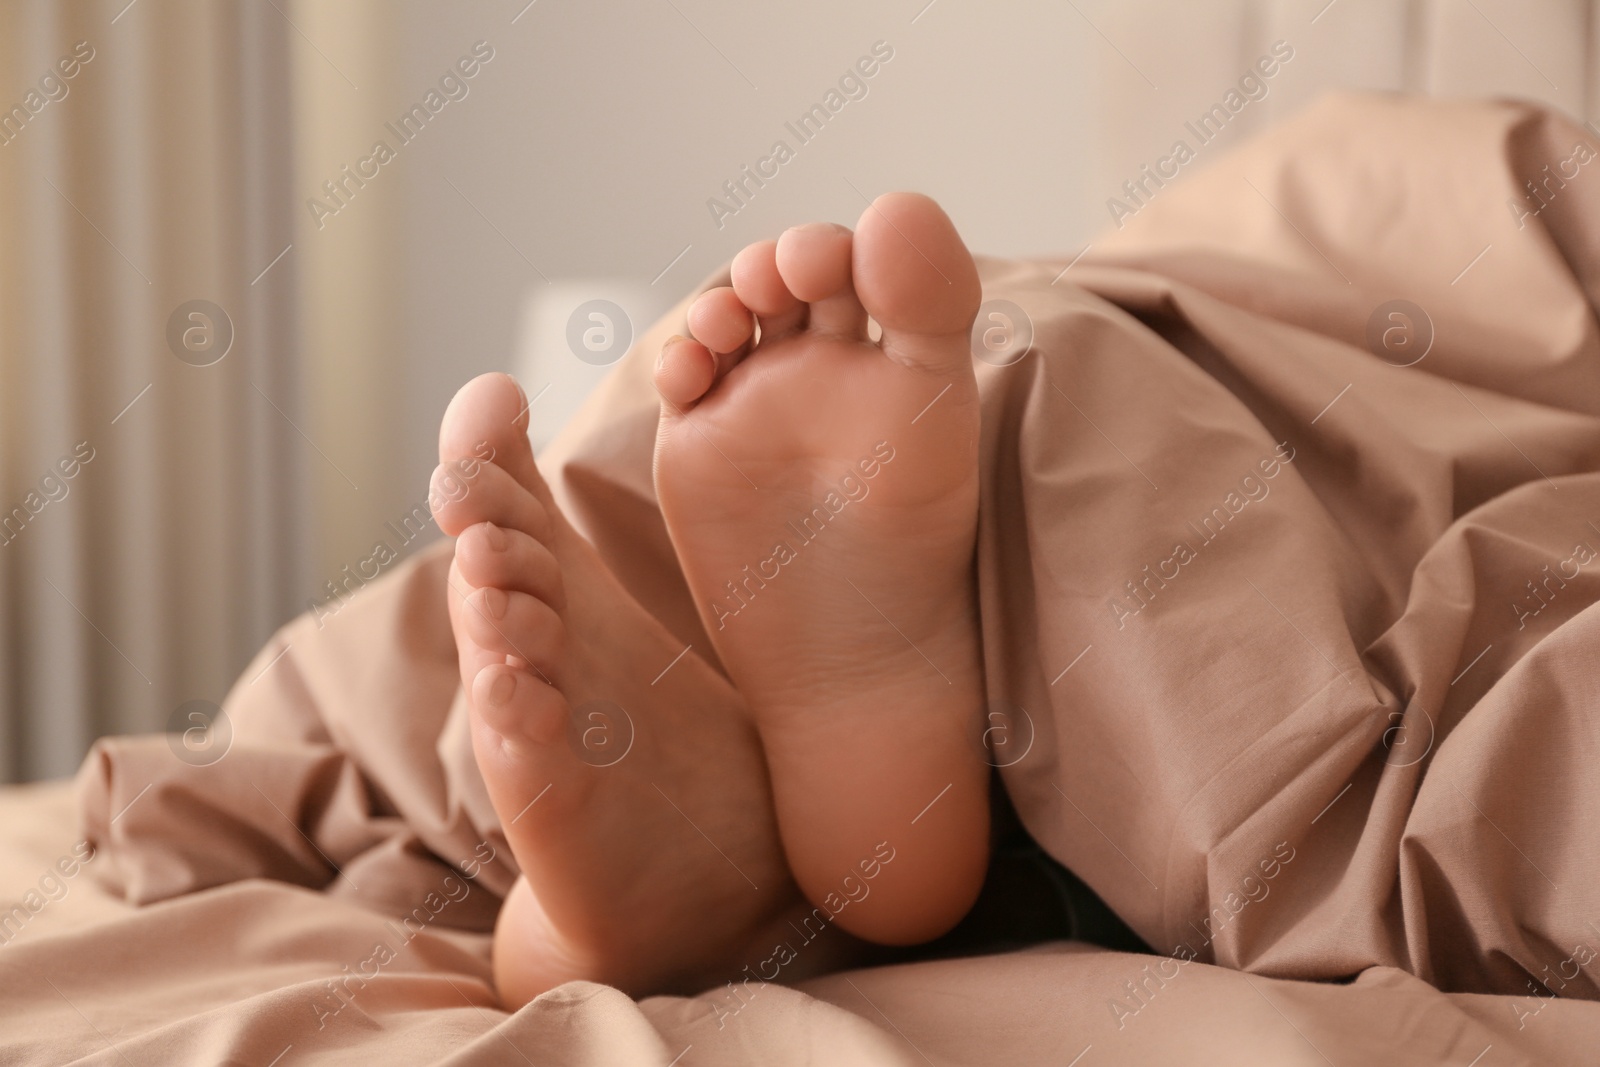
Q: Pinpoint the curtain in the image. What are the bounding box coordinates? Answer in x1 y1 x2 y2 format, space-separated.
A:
0 1 311 781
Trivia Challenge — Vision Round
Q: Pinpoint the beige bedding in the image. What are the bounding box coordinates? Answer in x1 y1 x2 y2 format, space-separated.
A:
3 92 1600 1064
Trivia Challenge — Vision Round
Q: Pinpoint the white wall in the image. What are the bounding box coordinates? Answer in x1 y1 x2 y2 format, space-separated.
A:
395 0 1099 471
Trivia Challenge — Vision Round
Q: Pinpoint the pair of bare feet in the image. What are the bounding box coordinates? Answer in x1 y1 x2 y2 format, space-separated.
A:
431 193 990 1007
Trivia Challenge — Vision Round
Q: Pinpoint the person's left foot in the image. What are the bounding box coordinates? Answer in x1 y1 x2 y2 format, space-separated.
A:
432 372 855 1006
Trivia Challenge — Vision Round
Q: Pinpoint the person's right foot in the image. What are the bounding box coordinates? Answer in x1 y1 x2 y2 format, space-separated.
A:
433 373 856 1005
652 193 990 945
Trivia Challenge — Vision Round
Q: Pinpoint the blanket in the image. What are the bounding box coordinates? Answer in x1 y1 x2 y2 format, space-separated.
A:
2 91 1598 1064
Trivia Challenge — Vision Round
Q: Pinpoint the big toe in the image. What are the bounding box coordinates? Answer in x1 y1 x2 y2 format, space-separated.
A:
439 372 551 504
853 193 981 355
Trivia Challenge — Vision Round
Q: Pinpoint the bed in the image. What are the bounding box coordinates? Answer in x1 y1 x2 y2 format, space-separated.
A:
4 92 1600 1065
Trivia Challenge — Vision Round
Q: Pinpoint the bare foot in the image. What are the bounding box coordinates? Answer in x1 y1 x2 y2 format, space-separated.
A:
652 193 989 944
432 373 855 1005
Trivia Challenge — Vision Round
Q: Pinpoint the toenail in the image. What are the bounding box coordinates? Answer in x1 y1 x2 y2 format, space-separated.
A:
484 670 516 708
481 522 507 551
481 587 507 619
792 221 845 236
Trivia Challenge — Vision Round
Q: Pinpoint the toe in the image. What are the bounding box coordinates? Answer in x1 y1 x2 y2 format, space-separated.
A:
461 587 566 679
470 662 566 750
439 372 558 511
456 522 565 609
852 192 982 370
431 461 553 542
775 222 866 339
731 239 804 341
686 287 755 360
654 334 717 409
446 558 541 689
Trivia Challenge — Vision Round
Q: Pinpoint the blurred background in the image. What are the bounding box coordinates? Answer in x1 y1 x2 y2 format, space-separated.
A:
0 0 1595 782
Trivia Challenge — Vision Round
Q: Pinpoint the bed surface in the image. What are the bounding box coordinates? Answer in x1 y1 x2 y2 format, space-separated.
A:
7 778 1595 1065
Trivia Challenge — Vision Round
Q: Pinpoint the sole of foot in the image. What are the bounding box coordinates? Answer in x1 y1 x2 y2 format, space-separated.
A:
433 372 860 1004
652 192 991 945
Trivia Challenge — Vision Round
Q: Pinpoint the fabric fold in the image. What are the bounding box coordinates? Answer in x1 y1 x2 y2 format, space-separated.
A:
33 91 1600 1061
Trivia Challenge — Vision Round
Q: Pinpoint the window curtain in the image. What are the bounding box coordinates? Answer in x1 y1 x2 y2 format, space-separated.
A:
0 0 341 782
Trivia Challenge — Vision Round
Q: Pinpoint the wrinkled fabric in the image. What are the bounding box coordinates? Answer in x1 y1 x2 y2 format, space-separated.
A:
0 92 1595 1063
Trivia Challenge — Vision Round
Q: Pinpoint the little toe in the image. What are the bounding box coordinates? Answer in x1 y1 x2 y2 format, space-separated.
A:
731 239 804 340
852 192 982 371
654 334 718 409
686 287 755 362
775 222 866 339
